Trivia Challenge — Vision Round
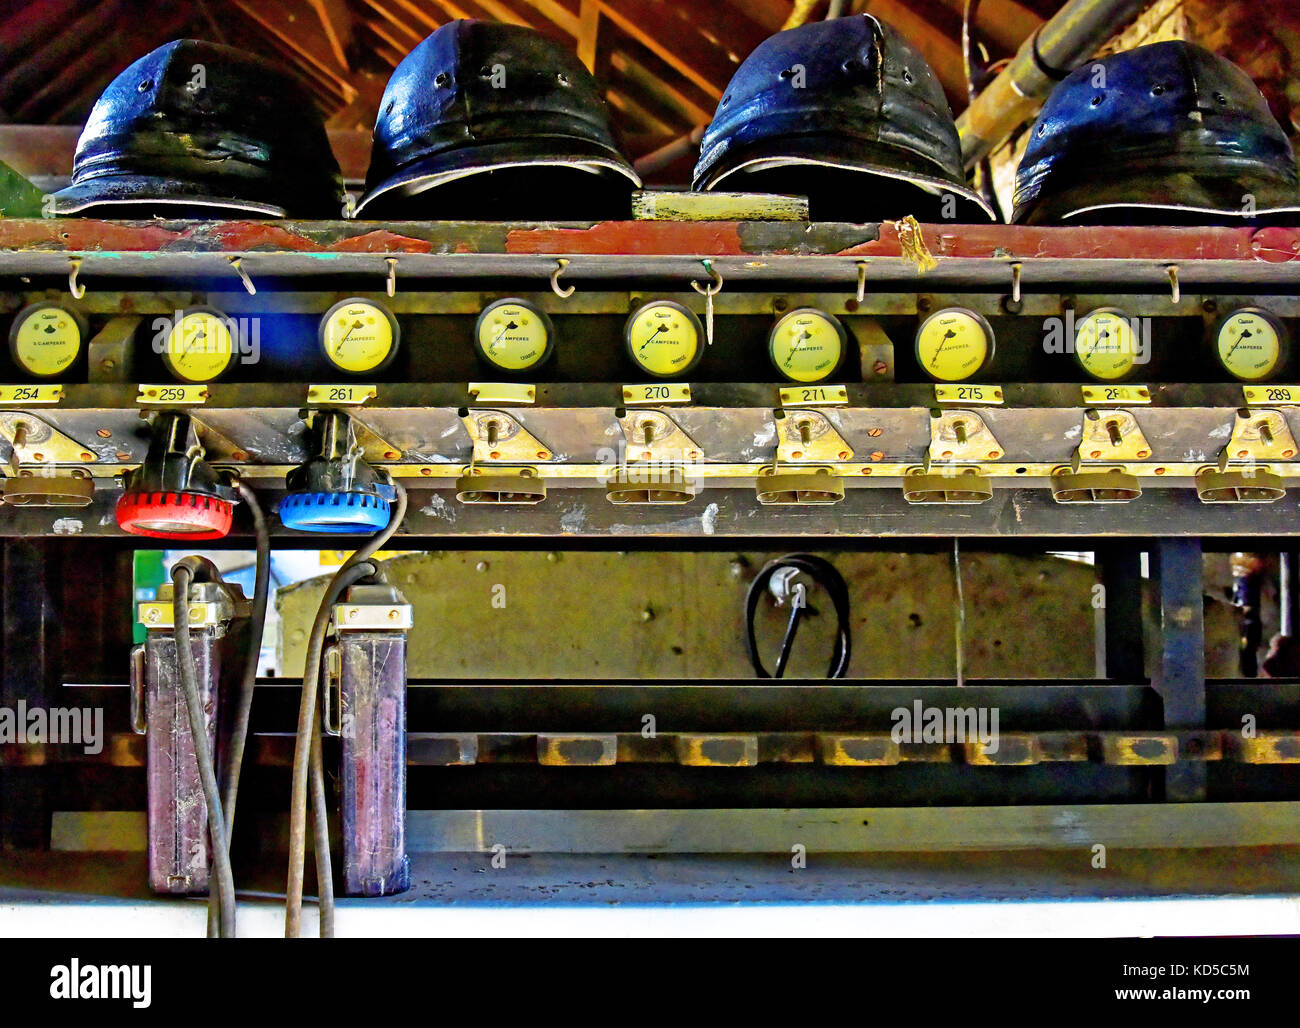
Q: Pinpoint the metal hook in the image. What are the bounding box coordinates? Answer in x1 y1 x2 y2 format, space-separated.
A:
855 260 868 303
550 258 575 298
1166 264 1180 305
385 257 397 298
228 256 256 296
68 257 85 300
1010 262 1022 304
691 259 723 347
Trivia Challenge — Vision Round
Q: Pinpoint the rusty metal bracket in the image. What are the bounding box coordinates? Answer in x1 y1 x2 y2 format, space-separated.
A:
1195 467 1286 503
1050 466 1142 504
1 470 94 506
755 467 844 505
774 408 851 464
902 467 993 504
606 465 697 504
455 466 547 504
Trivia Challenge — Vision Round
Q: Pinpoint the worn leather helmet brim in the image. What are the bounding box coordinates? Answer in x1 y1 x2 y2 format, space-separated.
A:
354 135 640 217
1016 169 1300 224
51 174 287 217
697 134 996 222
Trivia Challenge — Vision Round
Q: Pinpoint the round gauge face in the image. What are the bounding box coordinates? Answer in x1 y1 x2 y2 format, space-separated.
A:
1074 308 1138 381
162 308 235 383
915 308 994 382
9 303 83 378
769 308 846 383
320 298 399 375
624 301 703 379
474 299 554 373
1215 308 1287 382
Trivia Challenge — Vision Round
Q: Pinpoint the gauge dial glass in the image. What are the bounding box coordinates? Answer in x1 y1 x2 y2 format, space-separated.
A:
475 299 553 373
9 304 82 378
320 299 398 375
915 308 993 382
625 301 703 379
163 308 234 383
1216 308 1286 382
1074 309 1138 381
769 308 846 383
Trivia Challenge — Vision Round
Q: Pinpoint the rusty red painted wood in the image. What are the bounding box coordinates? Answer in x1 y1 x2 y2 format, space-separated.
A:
0 218 1294 263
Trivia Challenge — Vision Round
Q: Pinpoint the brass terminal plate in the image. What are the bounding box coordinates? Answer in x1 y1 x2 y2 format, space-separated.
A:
462 410 556 463
137 601 222 629
755 469 845 505
775 409 852 463
1050 467 1142 504
455 468 547 504
1075 409 1151 464
0 413 97 467
927 409 1002 464
1195 468 1286 503
332 603 414 630
615 409 702 462
1217 408 1297 466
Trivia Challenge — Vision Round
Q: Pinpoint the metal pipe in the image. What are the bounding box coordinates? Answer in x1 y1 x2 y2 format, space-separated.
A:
956 0 1148 169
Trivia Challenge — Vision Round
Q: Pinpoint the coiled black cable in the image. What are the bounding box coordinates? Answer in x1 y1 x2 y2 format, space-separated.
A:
745 554 852 679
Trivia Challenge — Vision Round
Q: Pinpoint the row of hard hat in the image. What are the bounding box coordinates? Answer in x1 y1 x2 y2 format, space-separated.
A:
50 14 1300 225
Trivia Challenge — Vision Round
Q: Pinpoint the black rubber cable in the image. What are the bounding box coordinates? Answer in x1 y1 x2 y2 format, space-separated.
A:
286 480 407 938
745 554 852 679
204 481 271 938
172 562 237 937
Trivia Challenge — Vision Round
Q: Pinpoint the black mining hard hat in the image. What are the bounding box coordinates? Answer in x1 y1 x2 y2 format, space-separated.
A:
354 19 640 219
52 39 344 218
693 13 995 223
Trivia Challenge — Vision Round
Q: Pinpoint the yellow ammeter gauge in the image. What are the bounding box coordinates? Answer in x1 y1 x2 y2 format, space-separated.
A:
320 298 399 375
8 303 85 379
1215 308 1288 382
915 308 994 381
624 300 704 379
162 307 235 383
769 308 846 383
1074 308 1139 381
474 298 555 373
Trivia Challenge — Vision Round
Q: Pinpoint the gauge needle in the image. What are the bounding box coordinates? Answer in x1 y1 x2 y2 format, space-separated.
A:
334 319 363 356
489 320 518 353
783 330 812 368
639 325 665 354
184 327 205 355
1225 328 1252 360
933 328 956 362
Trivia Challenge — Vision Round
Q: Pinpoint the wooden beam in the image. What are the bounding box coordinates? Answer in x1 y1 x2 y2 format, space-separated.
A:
357 0 427 46
307 0 354 70
592 0 740 99
228 0 357 102
576 0 600 73
933 0 1043 55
